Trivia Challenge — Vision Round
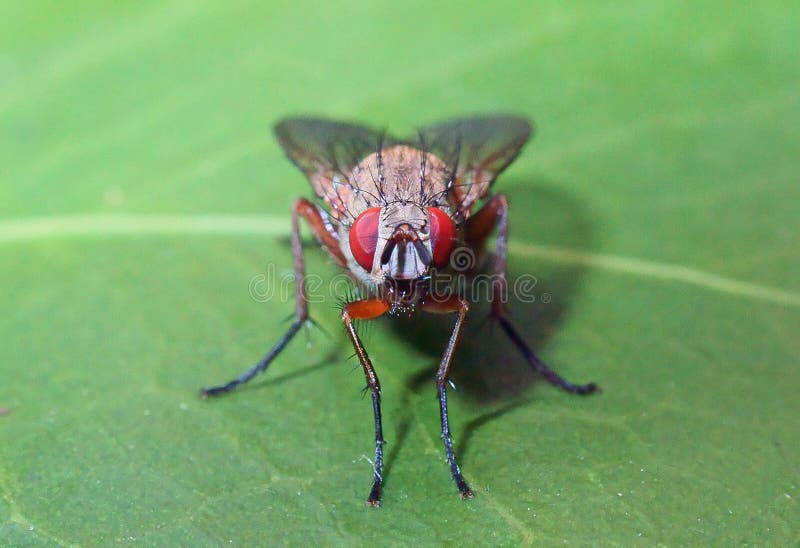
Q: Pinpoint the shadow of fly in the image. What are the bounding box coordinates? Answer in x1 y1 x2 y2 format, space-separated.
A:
201 115 598 506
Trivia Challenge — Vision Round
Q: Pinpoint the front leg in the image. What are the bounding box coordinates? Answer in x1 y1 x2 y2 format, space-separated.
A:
201 198 346 397
341 298 390 506
420 295 474 499
465 193 598 395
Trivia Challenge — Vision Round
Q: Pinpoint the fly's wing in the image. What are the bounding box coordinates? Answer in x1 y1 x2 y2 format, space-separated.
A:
415 116 533 215
274 118 394 222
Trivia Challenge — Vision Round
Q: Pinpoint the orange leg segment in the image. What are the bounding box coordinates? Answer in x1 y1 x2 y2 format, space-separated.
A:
341 298 390 506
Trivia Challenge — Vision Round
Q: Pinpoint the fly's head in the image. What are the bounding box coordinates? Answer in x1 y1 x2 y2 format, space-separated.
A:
348 200 458 279
342 145 459 306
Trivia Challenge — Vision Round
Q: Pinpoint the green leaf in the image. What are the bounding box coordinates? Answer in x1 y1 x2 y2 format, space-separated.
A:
1 1 798 544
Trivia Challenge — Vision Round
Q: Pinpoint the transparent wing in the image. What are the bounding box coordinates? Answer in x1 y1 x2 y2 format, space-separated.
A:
274 117 394 221
414 116 533 214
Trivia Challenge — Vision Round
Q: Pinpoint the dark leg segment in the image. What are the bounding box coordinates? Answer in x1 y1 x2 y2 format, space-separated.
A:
367 391 384 504
465 193 598 395
200 319 304 397
438 387 473 497
342 299 390 506
421 296 474 499
201 198 342 397
498 316 597 395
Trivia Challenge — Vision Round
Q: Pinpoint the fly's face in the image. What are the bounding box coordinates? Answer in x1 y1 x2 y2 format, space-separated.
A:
348 201 457 282
377 201 431 280
342 145 458 285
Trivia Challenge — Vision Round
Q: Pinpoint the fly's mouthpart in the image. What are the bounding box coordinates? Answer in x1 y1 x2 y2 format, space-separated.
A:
379 223 431 268
380 239 397 266
379 233 432 268
413 239 432 266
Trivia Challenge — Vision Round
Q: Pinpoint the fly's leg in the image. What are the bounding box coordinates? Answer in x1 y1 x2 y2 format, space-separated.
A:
420 296 474 499
465 193 598 395
341 298 391 506
200 198 346 397
200 320 304 397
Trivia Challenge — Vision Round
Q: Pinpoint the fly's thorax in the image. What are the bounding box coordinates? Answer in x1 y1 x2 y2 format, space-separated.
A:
345 145 452 217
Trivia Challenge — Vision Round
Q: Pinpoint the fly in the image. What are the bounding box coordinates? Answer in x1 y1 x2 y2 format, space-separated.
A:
201 115 598 506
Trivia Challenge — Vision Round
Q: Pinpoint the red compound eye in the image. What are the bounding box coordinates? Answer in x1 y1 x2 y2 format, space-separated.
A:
428 207 457 268
349 207 381 271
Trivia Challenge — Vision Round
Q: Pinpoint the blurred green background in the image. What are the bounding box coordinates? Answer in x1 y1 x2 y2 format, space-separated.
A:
1 1 798 545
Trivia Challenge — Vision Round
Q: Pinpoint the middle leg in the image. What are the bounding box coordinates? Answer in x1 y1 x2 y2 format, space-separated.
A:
200 198 343 397
465 193 598 395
